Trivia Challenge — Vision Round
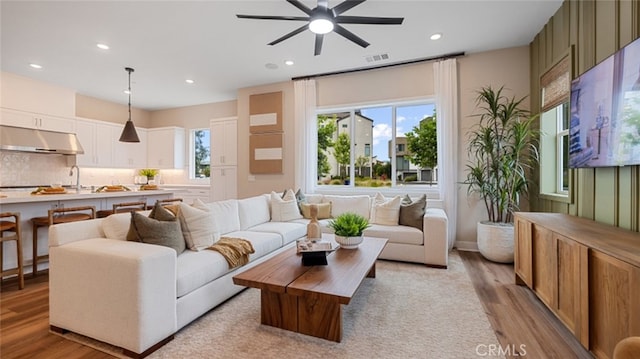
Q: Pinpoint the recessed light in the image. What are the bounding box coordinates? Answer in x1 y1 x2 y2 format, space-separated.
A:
284 60 294 66
430 33 442 41
185 79 195 84
29 63 42 69
97 43 110 50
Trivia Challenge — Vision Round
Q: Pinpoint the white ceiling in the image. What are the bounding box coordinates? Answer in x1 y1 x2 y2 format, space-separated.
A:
1 0 562 111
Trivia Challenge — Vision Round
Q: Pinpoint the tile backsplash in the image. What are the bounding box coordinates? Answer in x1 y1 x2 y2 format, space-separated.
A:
0 151 193 187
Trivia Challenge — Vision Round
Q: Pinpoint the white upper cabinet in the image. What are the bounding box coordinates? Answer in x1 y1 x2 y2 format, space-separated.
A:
75 118 117 167
147 127 185 169
113 126 147 168
1 108 75 133
210 118 237 167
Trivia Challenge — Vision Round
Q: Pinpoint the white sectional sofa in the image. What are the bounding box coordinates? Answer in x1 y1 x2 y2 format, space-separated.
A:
48 192 448 357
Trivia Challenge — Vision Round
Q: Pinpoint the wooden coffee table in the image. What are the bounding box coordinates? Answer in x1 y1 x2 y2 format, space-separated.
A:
232 235 387 342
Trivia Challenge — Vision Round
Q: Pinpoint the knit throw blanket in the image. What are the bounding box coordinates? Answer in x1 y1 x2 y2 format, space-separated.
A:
208 237 255 269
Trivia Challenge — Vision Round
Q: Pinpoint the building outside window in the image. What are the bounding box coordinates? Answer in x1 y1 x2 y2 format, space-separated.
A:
316 101 437 188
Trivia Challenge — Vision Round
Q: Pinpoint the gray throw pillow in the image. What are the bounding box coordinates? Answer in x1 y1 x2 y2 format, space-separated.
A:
128 211 186 254
399 194 426 231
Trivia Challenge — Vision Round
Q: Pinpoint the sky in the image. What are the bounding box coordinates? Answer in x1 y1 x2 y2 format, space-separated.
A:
361 103 436 161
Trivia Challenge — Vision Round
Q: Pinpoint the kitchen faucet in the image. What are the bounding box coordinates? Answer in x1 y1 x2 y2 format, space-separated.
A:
69 165 80 191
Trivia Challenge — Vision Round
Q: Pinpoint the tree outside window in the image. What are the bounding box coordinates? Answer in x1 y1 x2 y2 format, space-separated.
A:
193 129 210 178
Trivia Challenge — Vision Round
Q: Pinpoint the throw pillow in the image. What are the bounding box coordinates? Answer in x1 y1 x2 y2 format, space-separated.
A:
372 194 402 226
295 189 306 208
177 202 221 251
270 191 303 221
300 202 332 219
128 212 185 254
127 202 177 242
399 194 427 231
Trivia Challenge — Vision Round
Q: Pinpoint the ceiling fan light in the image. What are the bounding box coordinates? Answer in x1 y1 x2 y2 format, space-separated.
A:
309 18 334 34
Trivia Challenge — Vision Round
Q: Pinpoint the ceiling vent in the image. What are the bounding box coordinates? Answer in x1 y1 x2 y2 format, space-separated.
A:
365 53 390 63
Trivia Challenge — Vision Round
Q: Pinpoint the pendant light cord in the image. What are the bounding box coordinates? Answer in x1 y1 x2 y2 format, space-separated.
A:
126 67 134 121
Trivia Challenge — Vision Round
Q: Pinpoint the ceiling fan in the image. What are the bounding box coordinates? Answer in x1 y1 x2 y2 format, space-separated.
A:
237 0 404 56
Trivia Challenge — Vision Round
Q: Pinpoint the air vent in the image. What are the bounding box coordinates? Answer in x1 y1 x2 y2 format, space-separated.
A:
365 53 390 63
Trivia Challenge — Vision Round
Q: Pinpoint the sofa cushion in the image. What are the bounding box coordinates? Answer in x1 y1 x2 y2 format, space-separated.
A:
304 194 323 204
300 202 331 219
248 221 307 246
399 194 427 231
204 199 240 235
322 195 370 218
270 191 303 222
103 210 151 240
178 202 220 251
364 224 423 245
224 230 283 261
128 212 186 254
238 195 271 230
370 193 401 225
176 250 231 298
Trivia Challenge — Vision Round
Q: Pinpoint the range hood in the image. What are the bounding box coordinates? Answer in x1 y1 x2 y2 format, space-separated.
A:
0 125 84 155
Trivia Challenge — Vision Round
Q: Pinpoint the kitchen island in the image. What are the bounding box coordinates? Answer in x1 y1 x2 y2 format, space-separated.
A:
0 188 177 276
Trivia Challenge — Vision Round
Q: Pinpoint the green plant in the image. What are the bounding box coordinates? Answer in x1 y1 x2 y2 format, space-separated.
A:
139 168 158 178
462 86 539 223
328 212 370 237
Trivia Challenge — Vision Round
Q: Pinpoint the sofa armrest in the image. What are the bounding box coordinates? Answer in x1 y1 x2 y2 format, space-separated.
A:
423 208 449 267
49 219 106 247
49 238 177 354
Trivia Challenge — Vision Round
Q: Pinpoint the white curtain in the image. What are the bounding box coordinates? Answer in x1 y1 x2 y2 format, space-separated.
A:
433 59 458 250
293 79 317 193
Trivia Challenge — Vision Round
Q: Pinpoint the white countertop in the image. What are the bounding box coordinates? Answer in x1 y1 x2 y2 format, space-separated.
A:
0 188 176 204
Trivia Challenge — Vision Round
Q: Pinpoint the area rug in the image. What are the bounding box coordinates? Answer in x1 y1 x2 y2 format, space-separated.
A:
54 250 500 358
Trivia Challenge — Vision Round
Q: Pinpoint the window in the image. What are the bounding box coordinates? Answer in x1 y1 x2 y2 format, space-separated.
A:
540 103 570 196
316 101 436 188
190 129 210 179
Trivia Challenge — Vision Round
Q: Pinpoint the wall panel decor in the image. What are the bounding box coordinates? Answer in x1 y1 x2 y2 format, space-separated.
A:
249 132 283 174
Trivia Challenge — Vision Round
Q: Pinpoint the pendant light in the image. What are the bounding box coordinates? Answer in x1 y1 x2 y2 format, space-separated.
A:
119 67 140 142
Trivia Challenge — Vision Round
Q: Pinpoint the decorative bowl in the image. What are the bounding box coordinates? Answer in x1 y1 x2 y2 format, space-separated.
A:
334 235 363 249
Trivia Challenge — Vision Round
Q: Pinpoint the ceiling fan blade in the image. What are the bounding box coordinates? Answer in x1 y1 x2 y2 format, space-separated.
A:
336 15 404 25
268 24 309 46
314 34 324 56
331 0 366 16
286 0 313 15
334 24 370 48
236 14 309 21
318 0 329 9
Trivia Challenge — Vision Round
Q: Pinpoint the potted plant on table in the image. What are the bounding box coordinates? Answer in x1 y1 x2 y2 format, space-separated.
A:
463 86 539 263
328 212 370 249
139 168 158 183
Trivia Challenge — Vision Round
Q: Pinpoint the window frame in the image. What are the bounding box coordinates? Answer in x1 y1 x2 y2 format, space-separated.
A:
314 98 439 197
189 128 211 182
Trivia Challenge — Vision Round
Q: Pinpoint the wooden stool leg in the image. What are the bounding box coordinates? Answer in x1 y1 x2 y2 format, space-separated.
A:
0 233 4 278
16 234 24 290
32 222 39 278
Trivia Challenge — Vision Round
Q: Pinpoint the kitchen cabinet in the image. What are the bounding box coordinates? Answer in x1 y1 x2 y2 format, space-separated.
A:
1 108 75 133
210 167 237 201
210 119 237 166
147 127 185 169
170 186 211 204
113 126 147 168
74 118 117 167
514 212 640 359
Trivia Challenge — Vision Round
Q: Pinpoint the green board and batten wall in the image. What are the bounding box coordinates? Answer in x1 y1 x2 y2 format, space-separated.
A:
530 0 640 232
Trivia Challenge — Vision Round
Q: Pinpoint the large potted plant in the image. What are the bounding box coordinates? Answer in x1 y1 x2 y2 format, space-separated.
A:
463 86 538 263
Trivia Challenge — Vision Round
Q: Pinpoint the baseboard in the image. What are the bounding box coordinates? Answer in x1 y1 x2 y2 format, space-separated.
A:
454 241 479 252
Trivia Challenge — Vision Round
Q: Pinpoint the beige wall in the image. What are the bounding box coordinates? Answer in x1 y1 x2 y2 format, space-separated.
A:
1 71 76 117
76 94 151 128
149 101 236 128
530 0 640 233
237 81 295 198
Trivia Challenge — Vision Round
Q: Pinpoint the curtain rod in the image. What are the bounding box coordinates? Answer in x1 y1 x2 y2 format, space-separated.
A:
291 51 465 81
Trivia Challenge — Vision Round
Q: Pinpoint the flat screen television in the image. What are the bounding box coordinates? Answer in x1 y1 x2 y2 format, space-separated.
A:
569 36 640 168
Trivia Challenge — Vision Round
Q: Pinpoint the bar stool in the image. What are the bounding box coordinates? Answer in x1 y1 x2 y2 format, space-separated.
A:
31 206 96 277
0 212 24 289
146 198 183 210
96 201 147 218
